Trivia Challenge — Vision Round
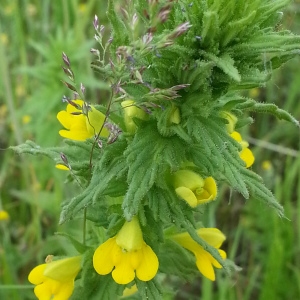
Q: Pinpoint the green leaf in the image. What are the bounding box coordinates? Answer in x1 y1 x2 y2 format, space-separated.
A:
59 138 128 223
54 232 89 253
136 278 162 300
203 52 241 82
122 124 188 220
241 168 284 217
246 102 300 127
71 250 124 300
159 240 198 280
107 0 129 46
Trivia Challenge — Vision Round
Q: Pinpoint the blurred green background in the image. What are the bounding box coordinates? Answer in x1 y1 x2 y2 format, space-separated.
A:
0 1 300 299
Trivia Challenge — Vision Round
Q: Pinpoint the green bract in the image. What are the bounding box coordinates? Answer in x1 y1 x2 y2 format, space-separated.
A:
12 0 300 299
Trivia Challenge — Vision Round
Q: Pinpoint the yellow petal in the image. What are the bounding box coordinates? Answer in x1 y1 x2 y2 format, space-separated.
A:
44 256 81 282
230 131 242 142
68 115 88 131
93 238 116 275
53 280 74 300
55 164 69 171
0 210 9 221
112 252 135 284
172 228 226 281
57 111 73 130
171 231 195 249
175 186 198 207
34 282 53 300
86 108 109 138
28 264 47 285
111 241 123 266
218 249 227 260
66 100 83 113
58 129 90 141
173 170 204 191
116 217 143 251
240 147 255 168
129 250 142 270
211 249 227 269
197 228 226 249
194 249 216 281
203 177 217 199
196 177 217 204
135 245 159 281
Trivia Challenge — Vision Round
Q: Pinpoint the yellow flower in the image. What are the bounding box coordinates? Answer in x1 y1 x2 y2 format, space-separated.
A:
121 100 148 134
28 256 81 300
172 228 226 281
22 115 31 125
172 170 217 207
79 3 87 14
262 160 272 171
93 216 159 285
0 33 8 46
26 3 37 17
231 131 255 168
249 88 260 98
220 111 237 134
57 100 109 141
0 210 9 221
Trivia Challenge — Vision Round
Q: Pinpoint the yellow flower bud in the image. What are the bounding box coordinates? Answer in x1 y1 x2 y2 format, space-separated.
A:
121 100 148 134
169 106 181 124
172 170 217 207
220 111 237 133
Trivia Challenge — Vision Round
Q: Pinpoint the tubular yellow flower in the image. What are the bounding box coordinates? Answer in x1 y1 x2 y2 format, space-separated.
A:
57 100 109 141
0 210 9 221
28 256 81 300
93 216 159 285
172 228 226 281
121 100 148 134
231 131 255 168
172 170 217 207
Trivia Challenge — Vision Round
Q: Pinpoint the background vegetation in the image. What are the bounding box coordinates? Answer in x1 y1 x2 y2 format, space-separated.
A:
0 1 299 299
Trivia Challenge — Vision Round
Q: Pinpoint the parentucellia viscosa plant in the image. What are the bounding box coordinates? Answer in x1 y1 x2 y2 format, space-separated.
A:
12 0 300 299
